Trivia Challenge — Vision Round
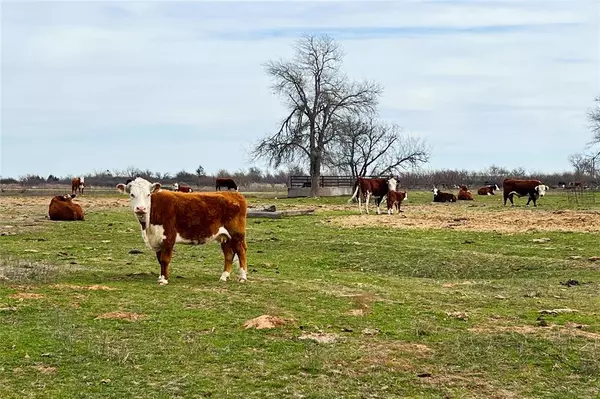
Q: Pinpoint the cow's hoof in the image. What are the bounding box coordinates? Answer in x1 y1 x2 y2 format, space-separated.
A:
219 271 230 282
238 278 247 283
157 275 168 286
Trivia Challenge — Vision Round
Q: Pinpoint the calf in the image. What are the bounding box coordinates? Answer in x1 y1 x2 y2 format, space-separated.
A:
49 194 84 221
477 184 500 195
432 187 457 203
348 177 398 214
216 178 238 191
173 182 193 193
457 185 474 200
503 178 549 207
386 190 408 214
71 177 85 195
117 178 248 285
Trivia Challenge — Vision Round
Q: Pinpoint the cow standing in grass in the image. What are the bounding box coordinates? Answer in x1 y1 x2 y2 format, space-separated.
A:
117 177 248 285
348 177 397 215
386 190 408 214
215 178 238 191
503 178 549 207
71 177 85 195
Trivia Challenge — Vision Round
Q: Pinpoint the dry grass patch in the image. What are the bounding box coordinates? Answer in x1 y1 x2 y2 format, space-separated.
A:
8 292 45 299
50 284 116 291
31 364 57 374
332 205 600 233
95 312 145 322
356 340 433 372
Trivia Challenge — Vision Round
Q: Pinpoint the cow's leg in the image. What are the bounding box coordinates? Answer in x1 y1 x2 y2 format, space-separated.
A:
220 241 235 282
365 192 371 214
156 247 173 285
358 192 363 214
233 237 248 282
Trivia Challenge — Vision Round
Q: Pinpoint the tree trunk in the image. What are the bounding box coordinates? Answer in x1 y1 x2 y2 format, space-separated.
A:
309 155 321 197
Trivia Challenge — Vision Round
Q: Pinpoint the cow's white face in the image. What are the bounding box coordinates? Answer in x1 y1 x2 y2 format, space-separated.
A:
173 183 179 191
387 177 398 191
116 177 161 223
494 184 500 191
432 187 439 196
535 185 548 197
80 177 85 184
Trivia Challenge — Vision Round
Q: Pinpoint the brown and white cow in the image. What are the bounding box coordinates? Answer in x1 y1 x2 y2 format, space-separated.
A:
457 185 474 201
71 177 85 195
173 182 193 193
387 190 408 214
348 177 398 214
503 178 549 207
49 194 84 221
477 184 500 195
117 177 248 285
432 187 457 203
216 178 238 191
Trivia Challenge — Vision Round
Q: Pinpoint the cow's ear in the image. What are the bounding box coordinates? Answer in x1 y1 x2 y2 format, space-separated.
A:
535 186 540 192
151 183 162 193
116 183 127 193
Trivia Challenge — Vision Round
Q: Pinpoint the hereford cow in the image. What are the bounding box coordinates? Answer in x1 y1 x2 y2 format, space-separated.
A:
173 183 193 193
71 177 85 195
387 190 408 214
48 194 84 221
477 184 500 195
432 187 457 203
348 177 398 214
117 177 248 285
457 185 474 201
503 178 549 207
216 178 238 191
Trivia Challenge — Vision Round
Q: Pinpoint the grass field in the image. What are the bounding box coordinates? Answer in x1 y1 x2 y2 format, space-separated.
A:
0 190 599 398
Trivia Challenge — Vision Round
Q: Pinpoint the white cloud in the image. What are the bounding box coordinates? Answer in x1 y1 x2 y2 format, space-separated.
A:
1 0 598 177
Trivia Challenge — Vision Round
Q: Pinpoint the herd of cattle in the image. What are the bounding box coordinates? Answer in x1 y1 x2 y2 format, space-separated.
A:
46 176 550 285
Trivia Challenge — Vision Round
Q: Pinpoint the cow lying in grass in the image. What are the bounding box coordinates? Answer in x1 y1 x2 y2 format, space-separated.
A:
477 184 500 195
49 194 84 221
117 177 248 285
432 187 457 203
457 185 474 201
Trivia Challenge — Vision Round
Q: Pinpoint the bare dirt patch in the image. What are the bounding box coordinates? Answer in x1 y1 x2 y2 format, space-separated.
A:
31 364 57 374
95 312 145 321
0 196 129 234
332 204 600 233
357 340 432 372
8 292 45 299
298 332 340 344
243 315 295 330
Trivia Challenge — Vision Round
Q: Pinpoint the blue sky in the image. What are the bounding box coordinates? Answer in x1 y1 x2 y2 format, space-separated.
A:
1 0 599 178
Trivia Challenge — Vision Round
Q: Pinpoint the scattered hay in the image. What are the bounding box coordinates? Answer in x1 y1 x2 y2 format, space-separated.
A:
95 312 145 322
8 292 45 299
442 281 475 288
50 284 116 291
298 332 339 344
538 308 579 316
243 315 295 330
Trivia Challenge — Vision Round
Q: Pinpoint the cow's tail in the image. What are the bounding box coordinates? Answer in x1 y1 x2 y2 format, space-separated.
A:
348 183 360 203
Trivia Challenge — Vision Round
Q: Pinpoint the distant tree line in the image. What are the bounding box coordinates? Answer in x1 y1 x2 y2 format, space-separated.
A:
2 164 596 190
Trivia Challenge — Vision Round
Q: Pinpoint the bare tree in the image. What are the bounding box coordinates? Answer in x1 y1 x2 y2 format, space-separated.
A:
329 116 430 178
252 34 381 196
569 153 595 178
589 96 600 145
